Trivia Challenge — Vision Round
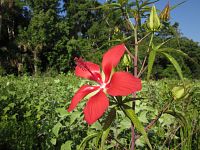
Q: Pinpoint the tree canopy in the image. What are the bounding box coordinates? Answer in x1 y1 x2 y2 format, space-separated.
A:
0 0 199 79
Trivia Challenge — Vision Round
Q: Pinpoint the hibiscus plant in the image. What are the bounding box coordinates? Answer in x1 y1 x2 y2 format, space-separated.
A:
67 1 188 149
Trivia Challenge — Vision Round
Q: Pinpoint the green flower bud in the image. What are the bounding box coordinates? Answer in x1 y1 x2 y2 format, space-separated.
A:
172 86 185 100
122 54 132 68
146 5 161 32
172 85 190 100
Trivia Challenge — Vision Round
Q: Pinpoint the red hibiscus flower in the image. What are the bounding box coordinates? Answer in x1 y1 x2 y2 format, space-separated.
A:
67 44 142 124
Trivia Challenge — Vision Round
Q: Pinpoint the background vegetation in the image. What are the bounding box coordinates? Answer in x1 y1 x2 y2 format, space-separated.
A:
0 0 200 149
0 75 199 149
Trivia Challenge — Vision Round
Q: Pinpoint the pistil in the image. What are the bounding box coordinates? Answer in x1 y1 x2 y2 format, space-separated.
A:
75 57 101 83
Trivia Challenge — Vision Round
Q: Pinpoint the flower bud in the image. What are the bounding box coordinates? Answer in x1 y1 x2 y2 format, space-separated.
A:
114 26 120 34
122 54 132 68
172 86 185 100
172 85 190 100
160 3 170 22
146 5 161 32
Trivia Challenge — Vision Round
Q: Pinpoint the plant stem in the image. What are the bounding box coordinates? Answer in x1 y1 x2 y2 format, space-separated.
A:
122 5 139 150
135 103 170 140
138 33 154 77
130 13 139 150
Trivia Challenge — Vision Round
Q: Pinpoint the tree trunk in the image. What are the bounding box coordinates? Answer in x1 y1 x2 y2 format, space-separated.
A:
33 50 39 75
0 1 3 40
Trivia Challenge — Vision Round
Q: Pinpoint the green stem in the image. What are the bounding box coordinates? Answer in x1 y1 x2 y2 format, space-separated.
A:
138 33 154 77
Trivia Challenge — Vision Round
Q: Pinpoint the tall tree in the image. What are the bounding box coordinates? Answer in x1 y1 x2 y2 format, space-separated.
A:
0 0 29 74
17 0 60 75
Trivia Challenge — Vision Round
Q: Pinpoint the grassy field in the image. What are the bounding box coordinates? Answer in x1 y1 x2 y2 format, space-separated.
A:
0 74 199 149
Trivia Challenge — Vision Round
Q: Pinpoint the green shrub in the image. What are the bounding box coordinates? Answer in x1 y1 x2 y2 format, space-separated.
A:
0 75 199 149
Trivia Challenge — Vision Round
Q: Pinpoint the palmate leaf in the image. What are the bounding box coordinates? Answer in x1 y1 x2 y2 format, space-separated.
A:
161 52 184 81
121 104 152 150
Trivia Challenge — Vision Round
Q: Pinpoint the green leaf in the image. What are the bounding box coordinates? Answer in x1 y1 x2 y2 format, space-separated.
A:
159 48 198 65
78 133 99 150
70 111 81 125
90 121 102 130
100 127 110 149
102 108 116 131
24 111 31 117
118 0 128 5
3 107 10 114
56 107 69 118
161 52 184 81
147 48 157 81
140 0 159 8
121 104 152 149
165 111 187 127
8 103 15 108
61 141 72 150
52 122 62 137
50 138 57 145
170 1 187 11
94 133 102 147
138 111 148 123
147 40 169 81
1 95 8 100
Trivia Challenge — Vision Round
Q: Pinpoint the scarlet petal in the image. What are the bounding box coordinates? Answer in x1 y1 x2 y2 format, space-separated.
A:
67 85 99 112
102 44 127 82
75 61 102 83
83 91 109 125
107 72 142 96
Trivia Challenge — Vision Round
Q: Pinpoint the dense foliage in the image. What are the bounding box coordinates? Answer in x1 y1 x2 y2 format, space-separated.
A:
0 0 200 149
0 74 199 149
0 0 200 78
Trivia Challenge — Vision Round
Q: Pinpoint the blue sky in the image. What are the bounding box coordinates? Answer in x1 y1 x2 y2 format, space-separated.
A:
99 0 200 42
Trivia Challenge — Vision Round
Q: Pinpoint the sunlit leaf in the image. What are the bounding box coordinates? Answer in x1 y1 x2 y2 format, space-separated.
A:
159 48 198 65
50 138 57 145
61 141 72 150
170 1 187 11
147 47 157 81
100 127 110 149
70 111 81 125
56 107 69 118
161 52 184 81
52 122 62 137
